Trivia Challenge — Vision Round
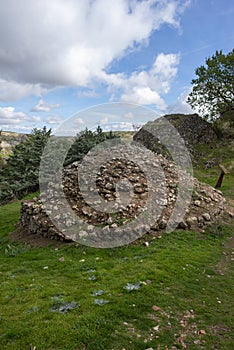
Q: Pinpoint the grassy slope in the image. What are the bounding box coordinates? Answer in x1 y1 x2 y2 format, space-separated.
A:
192 140 234 200
0 142 233 350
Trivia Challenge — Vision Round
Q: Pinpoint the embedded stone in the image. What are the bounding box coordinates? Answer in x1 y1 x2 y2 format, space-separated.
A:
202 213 211 221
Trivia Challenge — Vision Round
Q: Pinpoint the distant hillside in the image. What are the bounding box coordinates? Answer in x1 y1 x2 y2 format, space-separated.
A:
0 131 28 159
113 130 135 141
0 130 135 160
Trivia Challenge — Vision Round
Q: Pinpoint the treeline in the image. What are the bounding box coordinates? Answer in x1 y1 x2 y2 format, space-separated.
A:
0 126 118 204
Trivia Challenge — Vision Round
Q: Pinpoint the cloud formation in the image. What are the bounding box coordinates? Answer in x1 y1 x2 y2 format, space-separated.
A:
0 106 40 128
167 88 194 114
118 53 180 109
0 0 189 106
0 80 45 102
31 99 60 112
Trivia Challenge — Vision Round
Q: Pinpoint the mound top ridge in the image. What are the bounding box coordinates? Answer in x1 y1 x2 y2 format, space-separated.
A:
133 113 218 154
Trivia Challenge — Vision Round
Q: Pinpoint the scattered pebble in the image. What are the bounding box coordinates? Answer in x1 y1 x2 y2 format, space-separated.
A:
91 290 104 296
152 305 161 311
94 299 109 305
88 275 97 281
124 282 141 291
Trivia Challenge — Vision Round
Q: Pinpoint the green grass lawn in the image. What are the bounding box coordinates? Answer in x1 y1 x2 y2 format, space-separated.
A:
192 140 234 200
0 199 233 349
0 139 233 350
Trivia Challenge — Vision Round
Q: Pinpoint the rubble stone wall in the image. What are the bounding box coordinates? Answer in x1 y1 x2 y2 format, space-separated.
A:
133 114 218 154
19 148 226 243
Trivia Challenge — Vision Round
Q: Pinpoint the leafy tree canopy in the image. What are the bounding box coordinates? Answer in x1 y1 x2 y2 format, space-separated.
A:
0 126 119 204
64 126 119 166
187 49 234 121
0 129 2 156
0 127 51 203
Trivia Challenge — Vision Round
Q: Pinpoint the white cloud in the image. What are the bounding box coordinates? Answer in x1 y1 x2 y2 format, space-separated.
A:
76 89 99 98
43 114 64 125
123 112 134 119
153 53 180 82
74 117 85 125
121 87 167 109
31 99 60 112
103 52 180 110
100 116 109 124
0 79 46 102
167 88 195 114
0 106 40 128
102 121 135 131
0 0 190 101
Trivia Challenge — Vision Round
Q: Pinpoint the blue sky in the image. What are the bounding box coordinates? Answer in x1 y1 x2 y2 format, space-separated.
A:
0 0 233 133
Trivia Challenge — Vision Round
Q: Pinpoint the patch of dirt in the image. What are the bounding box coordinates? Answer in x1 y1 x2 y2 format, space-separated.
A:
10 225 71 248
210 324 232 335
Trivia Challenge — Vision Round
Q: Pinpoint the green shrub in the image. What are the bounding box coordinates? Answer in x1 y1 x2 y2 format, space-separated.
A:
64 126 119 166
0 126 119 204
0 127 51 204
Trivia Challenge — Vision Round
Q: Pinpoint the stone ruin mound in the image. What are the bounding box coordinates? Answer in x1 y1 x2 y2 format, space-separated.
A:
19 144 226 246
133 113 218 155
